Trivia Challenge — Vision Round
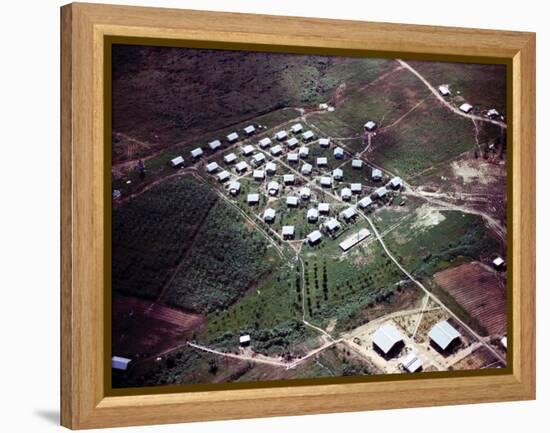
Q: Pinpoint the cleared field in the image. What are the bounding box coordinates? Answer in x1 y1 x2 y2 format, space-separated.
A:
451 346 503 371
406 60 507 116
434 262 507 336
112 176 219 299
112 294 205 358
369 102 477 179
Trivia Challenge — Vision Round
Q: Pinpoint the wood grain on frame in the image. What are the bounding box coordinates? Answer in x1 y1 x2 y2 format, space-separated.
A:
60 2 535 429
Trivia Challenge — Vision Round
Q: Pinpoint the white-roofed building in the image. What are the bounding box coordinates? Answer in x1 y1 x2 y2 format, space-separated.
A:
319 103 329 109
307 208 319 222
253 169 265 180
351 159 363 169
402 352 423 373
283 174 295 184
300 187 311 200
493 256 505 270
364 120 377 131
340 206 357 221
487 108 500 118
375 186 388 198
247 193 260 205
275 130 288 141
265 162 277 175
259 137 272 148
191 147 204 159
282 225 295 239
299 146 309 158
286 137 299 149
340 187 352 201
217 170 230 183
438 85 450 96
239 334 251 347
428 320 461 351
287 152 299 163
350 183 362 194
318 203 330 214
339 228 370 251
243 125 256 136
332 168 344 180
358 196 373 209
242 144 255 156
317 157 328 167
208 139 221 151
170 156 184 168
320 176 332 187
224 153 237 164
235 161 249 173
334 147 344 159
286 196 299 207
263 208 276 222
252 153 266 166
500 336 507 350
459 103 473 113
372 324 404 357
270 144 283 156
302 130 314 141
318 137 330 147
372 168 383 180
112 356 132 371
324 218 341 233
206 161 219 173
301 163 313 175
307 230 322 245
290 123 303 134
229 181 241 195
390 177 403 189
226 132 239 143
267 181 280 195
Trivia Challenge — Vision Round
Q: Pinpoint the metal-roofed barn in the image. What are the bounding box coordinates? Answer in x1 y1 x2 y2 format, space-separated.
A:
340 187 352 200
372 324 404 358
339 206 357 221
282 225 295 239
318 137 330 147
170 156 184 168
300 187 311 200
364 120 377 131
253 169 265 180
286 137 299 149
247 193 260 205
206 161 219 173
242 144 255 156
320 176 332 187
287 153 299 163
334 147 344 159
358 196 373 209
299 146 309 158
372 168 382 180
267 181 280 195
229 181 241 195
239 334 251 347
227 132 239 143
307 230 322 245
217 170 230 183
290 123 303 134
318 203 330 214
263 208 276 222
390 177 403 189
438 85 450 96
350 183 362 193
428 320 461 352
324 218 341 233
259 137 272 148
275 130 288 141
307 208 319 222
286 196 299 207
243 125 256 136
235 161 249 173
224 153 237 164
317 157 328 167
339 228 370 251
208 139 221 151
191 147 204 159
332 168 343 180
374 186 388 198
252 153 266 166
351 159 363 169
283 174 295 184
301 163 313 175
265 162 277 175
270 144 283 156
459 103 473 113
302 130 314 141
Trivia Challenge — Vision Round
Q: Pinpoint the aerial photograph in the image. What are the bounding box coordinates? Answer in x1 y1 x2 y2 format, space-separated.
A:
110 45 508 388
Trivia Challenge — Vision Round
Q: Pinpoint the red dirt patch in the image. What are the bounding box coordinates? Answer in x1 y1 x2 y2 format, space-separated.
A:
112 294 206 358
434 262 507 336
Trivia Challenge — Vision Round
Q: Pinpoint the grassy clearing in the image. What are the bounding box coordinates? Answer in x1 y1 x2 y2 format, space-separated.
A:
384 210 500 278
407 60 507 115
369 103 476 178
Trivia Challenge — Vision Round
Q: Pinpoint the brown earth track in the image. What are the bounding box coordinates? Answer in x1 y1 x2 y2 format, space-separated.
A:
434 262 507 336
112 294 206 358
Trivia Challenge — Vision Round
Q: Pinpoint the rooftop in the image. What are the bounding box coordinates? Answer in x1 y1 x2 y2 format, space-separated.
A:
372 324 403 354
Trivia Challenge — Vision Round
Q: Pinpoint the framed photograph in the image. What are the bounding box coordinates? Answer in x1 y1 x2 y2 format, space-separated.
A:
61 3 536 429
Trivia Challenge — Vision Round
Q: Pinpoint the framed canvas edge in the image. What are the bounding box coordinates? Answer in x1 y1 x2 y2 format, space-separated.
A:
60 2 536 429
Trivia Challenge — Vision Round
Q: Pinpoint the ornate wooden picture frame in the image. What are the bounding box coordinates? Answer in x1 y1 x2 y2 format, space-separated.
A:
61 2 535 429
